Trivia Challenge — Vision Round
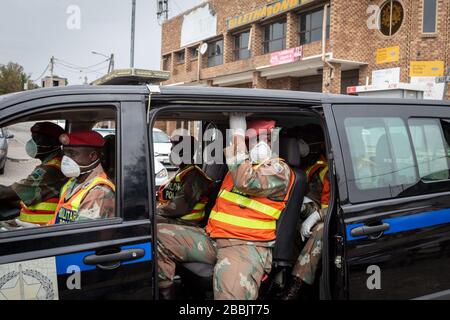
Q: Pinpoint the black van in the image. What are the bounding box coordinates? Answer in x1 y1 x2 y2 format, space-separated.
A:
0 85 449 300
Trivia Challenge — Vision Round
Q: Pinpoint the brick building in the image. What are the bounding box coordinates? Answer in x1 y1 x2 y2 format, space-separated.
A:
160 0 449 100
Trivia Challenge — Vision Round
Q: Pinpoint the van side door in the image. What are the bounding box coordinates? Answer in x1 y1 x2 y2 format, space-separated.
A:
333 104 450 300
0 94 154 300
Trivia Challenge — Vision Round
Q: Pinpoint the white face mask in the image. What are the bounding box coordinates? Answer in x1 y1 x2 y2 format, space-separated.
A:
249 141 272 164
61 155 99 178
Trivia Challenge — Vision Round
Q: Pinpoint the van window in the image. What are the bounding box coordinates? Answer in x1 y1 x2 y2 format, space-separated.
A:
409 118 450 181
344 117 416 191
0 107 118 233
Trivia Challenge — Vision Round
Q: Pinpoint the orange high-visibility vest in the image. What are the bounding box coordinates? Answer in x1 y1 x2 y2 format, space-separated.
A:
49 172 115 225
158 165 212 222
305 157 330 209
206 168 295 241
19 156 62 225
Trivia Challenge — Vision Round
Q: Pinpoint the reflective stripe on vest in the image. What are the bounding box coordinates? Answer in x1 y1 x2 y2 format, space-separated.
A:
206 169 295 241
51 173 115 225
159 165 212 222
18 156 62 225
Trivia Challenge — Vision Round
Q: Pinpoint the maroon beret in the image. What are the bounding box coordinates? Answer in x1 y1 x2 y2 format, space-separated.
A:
59 131 105 148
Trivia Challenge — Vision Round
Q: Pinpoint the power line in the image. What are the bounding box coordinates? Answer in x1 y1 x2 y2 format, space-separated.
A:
31 63 50 82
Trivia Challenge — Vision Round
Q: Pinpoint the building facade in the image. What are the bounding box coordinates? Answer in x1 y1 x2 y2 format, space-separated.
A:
41 76 67 88
161 0 449 99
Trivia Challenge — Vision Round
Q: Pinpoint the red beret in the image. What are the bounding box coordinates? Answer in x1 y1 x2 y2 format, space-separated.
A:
246 120 276 139
31 122 65 139
60 131 105 148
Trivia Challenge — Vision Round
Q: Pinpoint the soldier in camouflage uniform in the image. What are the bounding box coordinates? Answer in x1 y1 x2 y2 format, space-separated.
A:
283 124 330 299
157 115 293 300
0 122 67 228
157 134 213 226
49 131 115 224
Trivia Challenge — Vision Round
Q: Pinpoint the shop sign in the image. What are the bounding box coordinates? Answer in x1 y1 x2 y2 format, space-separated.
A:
410 61 445 77
227 0 314 30
270 46 303 66
376 46 400 64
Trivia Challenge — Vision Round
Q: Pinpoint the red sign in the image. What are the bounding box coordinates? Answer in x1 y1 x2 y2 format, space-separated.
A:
347 86 357 94
270 46 303 66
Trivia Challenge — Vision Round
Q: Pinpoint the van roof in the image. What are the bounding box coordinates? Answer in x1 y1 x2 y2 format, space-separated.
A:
0 85 448 110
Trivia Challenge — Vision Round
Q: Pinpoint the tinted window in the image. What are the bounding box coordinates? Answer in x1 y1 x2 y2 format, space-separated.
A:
299 8 330 45
423 0 437 33
344 117 416 191
207 39 224 67
409 118 450 181
233 31 250 61
263 20 286 54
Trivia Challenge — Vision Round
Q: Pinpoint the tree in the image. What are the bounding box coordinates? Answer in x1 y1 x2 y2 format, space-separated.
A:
0 62 38 95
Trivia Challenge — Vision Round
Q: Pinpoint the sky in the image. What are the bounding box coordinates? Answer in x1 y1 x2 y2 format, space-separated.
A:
0 0 204 85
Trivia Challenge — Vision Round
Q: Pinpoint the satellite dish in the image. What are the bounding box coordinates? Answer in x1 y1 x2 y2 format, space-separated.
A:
200 43 208 55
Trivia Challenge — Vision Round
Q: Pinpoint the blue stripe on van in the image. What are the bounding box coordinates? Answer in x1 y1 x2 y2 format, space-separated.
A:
56 242 152 275
346 209 450 242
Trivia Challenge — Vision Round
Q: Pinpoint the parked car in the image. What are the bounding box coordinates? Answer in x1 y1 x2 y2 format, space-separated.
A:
152 128 173 169
92 127 169 187
0 85 449 300
0 128 13 175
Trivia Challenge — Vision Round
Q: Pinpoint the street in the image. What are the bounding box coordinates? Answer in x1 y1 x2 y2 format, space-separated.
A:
0 123 39 186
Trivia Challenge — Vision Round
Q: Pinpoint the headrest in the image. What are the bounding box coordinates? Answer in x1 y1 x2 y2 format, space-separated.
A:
278 137 301 168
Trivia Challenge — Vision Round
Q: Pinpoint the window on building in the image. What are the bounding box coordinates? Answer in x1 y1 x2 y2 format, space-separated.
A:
53 80 59 87
379 0 404 36
162 55 170 71
263 20 286 54
233 31 251 61
299 7 330 45
422 0 437 33
176 50 185 64
189 46 199 60
207 39 224 67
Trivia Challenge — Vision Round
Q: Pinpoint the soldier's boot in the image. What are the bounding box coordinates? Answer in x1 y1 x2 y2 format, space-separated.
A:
159 285 176 300
282 276 304 300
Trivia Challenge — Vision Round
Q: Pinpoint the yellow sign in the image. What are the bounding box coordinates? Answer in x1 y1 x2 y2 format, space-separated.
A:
376 46 400 64
410 61 445 77
227 0 312 30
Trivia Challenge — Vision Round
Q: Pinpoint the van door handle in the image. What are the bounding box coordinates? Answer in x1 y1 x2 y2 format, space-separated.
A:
350 223 390 238
84 248 145 270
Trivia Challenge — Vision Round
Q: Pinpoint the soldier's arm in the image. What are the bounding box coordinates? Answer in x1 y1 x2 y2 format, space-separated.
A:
225 135 291 198
157 170 206 218
77 186 115 221
10 165 64 206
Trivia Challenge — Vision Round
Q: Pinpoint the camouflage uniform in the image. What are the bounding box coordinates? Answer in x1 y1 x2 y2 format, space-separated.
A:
11 150 67 208
59 164 115 221
156 165 212 226
157 134 291 300
292 161 330 285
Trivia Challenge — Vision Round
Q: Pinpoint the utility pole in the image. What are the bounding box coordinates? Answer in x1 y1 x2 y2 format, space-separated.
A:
108 54 115 73
130 0 136 69
50 56 55 86
157 0 169 22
